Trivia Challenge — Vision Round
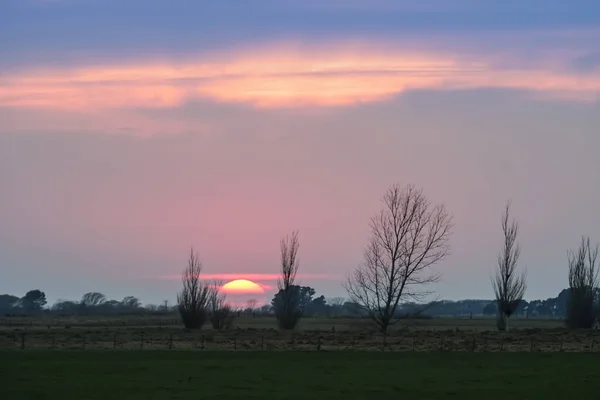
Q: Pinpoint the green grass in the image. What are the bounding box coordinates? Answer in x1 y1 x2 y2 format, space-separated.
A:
1 351 599 399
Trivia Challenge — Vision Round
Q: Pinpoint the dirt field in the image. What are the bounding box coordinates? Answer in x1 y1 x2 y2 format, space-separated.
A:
0 315 597 352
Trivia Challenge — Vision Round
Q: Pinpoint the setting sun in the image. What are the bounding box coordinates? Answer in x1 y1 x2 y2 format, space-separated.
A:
220 279 265 294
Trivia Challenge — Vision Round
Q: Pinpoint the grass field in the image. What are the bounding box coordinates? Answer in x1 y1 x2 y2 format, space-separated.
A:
2 351 599 399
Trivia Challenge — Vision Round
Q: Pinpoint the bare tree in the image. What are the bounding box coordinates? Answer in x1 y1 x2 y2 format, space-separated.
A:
344 184 453 332
177 248 211 329
492 201 526 332
274 230 302 330
207 279 233 330
246 299 258 311
566 236 599 329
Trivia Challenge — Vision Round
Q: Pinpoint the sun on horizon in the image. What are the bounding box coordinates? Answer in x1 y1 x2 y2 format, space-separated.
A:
220 279 266 295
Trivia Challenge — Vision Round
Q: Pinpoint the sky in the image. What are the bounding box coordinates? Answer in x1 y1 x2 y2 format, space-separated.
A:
1 0 600 306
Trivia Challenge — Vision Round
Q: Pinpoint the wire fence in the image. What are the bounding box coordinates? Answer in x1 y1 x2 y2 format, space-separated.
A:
2 330 600 352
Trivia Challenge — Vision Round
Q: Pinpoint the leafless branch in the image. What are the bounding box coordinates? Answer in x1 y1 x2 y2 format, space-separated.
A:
343 183 453 332
275 230 303 329
278 230 299 292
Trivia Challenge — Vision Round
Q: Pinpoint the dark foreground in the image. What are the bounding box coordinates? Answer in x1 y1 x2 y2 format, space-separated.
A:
1 351 599 399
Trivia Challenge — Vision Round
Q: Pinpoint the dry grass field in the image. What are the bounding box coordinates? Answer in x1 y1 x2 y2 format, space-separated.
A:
1 314 598 352
0 313 568 330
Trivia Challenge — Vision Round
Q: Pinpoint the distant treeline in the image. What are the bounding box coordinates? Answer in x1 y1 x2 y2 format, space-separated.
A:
0 286 364 318
1 287 591 319
403 288 600 319
0 290 163 316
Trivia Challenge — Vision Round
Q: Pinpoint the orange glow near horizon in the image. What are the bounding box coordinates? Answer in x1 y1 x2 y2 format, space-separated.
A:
220 279 266 294
1 42 599 112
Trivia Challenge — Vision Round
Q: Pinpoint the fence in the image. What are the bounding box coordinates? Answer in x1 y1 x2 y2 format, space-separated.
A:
2 329 600 352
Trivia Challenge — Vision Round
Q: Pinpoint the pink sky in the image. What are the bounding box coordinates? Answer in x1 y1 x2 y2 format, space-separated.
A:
1 1 600 305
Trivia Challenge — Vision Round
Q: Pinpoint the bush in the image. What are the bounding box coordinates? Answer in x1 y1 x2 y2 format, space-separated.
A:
275 307 302 330
176 248 212 330
178 307 207 330
565 288 598 329
210 307 235 330
566 238 600 329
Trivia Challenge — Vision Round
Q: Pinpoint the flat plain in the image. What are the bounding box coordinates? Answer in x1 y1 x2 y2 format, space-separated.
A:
2 351 600 399
1 315 598 352
2 315 600 399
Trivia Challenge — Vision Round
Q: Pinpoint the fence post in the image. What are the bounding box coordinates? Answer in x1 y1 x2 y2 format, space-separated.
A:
317 336 321 351
499 338 504 352
140 332 145 350
559 338 563 352
471 337 476 352
530 337 534 352
169 334 173 350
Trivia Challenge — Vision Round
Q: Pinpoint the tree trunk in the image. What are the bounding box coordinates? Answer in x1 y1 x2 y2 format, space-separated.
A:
379 318 390 333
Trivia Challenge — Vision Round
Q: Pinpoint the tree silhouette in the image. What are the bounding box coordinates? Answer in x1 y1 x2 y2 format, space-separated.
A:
492 201 526 331
21 290 47 313
566 237 599 329
345 184 453 332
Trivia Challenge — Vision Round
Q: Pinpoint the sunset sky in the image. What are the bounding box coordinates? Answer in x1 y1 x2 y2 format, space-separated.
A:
1 0 600 305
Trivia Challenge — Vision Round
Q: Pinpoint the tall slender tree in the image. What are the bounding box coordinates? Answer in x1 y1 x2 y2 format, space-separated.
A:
492 201 526 331
274 230 302 330
177 248 211 329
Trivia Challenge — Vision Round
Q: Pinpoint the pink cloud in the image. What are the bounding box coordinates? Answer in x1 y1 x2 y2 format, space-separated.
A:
149 273 339 281
1 39 599 114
